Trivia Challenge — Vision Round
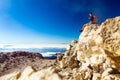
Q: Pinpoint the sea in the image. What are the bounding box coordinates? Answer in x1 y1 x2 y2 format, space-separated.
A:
0 44 67 59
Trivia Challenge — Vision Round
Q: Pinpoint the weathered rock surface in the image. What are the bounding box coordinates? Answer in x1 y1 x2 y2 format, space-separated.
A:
0 51 55 76
0 16 120 80
57 16 120 80
0 66 61 80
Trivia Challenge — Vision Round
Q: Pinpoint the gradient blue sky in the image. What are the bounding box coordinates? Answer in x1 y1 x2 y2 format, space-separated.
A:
0 0 120 44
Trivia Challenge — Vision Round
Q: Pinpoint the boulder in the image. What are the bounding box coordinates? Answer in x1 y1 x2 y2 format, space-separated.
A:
0 66 61 80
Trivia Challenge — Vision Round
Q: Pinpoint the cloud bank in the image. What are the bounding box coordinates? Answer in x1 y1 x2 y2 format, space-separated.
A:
0 44 68 49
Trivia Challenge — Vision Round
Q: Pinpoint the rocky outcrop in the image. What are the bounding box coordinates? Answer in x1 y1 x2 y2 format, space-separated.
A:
0 51 43 63
58 40 80 69
0 16 120 80
0 51 45 76
98 17 120 70
57 16 120 80
56 54 64 63
0 66 61 80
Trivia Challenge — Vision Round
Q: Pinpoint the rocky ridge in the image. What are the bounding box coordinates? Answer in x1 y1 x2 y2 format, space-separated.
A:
0 51 55 76
0 16 120 80
57 16 120 80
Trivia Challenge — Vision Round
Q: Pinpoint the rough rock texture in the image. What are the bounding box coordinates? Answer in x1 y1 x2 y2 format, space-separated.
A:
0 16 120 80
98 17 120 70
0 66 61 80
0 51 55 76
57 16 120 80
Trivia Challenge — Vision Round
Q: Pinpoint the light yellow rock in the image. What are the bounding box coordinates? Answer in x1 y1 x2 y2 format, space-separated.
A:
99 17 120 54
18 66 35 80
90 54 105 64
59 16 120 80
0 72 20 80
0 66 61 80
76 17 120 70
76 23 103 64
29 67 61 80
96 17 120 70
92 73 101 80
102 74 120 80
60 40 79 69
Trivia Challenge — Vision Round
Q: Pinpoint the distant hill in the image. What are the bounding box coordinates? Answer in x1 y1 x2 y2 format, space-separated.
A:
0 51 54 76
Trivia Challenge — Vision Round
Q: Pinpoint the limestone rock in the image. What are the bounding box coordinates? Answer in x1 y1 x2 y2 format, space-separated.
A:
77 17 120 70
97 16 120 70
59 40 79 69
92 73 101 80
57 16 120 80
0 72 20 80
0 66 61 80
99 17 120 54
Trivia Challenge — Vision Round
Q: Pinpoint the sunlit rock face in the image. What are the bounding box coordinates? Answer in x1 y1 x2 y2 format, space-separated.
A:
0 16 120 80
77 16 120 69
98 17 120 70
58 16 120 80
99 17 120 54
0 66 62 80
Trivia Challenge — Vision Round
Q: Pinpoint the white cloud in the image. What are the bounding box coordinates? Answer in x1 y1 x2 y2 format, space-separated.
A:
41 52 58 57
0 44 68 49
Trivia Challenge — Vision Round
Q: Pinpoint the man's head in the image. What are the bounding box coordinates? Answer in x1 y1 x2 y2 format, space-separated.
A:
89 12 93 16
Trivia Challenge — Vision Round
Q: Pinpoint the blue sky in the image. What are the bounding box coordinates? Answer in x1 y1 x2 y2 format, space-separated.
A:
0 0 120 44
